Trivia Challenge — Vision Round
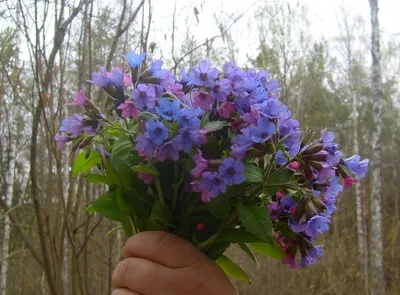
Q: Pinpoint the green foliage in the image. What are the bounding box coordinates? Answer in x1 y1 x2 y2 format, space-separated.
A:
110 135 133 171
73 150 102 177
215 255 251 284
237 203 273 244
252 242 285 260
244 163 264 183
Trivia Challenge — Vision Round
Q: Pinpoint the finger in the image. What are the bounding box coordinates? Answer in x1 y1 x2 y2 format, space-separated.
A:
112 257 174 294
111 288 142 295
122 231 206 268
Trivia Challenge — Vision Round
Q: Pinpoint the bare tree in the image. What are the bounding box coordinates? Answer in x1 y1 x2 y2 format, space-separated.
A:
368 0 385 294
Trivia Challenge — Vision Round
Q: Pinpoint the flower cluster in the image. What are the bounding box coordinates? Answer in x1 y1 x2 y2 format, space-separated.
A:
55 51 369 272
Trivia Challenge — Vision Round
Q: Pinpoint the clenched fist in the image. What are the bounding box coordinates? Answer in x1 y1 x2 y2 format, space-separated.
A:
112 231 237 295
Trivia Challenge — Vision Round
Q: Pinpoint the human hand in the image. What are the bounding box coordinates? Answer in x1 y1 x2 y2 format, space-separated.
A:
112 231 237 295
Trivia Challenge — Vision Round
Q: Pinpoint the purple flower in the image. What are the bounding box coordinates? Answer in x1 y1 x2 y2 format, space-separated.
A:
135 135 158 158
218 102 236 118
323 177 343 214
66 88 88 106
191 60 219 88
180 68 193 85
279 117 299 137
250 86 268 104
144 120 169 145
212 78 231 102
280 196 297 213
117 100 140 119
125 51 146 69
321 130 338 155
306 215 330 237
88 66 108 88
138 172 153 184
192 90 214 112
250 117 276 143
300 245 324 268
199 171 227 198
233 128 254 152
132 84 156 109
276 150 288 166
315 165 336 182
107 67 129 88
242 105 260 124
177 108 201 128
150 59 164 74
156 98 180 120
344 155 369 179
156 140 179 161
259 99 288 119
230 75 248 99
218 157 245 185
174 127 203 152
265 79 281 95
166 83 184 98
54 134 68 149
289 218 308 233
268 202 284 221
344 176 357 188
192 150 208 177
59 114 85 137
223 61 244 79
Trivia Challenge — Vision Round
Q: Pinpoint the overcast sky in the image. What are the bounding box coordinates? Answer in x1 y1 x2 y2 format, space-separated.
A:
148 0 400 65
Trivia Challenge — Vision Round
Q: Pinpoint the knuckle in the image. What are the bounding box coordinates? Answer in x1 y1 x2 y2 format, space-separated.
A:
112 258 135 286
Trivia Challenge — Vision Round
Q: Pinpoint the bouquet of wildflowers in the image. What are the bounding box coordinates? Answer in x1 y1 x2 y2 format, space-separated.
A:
55 51 369 281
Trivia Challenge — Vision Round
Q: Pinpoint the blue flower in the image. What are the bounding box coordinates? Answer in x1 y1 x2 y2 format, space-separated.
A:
344 155 369 179
132 84 156 109
177 108 201 128
306 215 330 237
191 60 219 88
300 245 324 268
156 98 180 120
88 66 108 88
250 117 276 143
174 127 203 152
144 120 169 145
259 98 288 119
218 157 245 185
199 171 227 198
135 135 158 158
125 51 146 69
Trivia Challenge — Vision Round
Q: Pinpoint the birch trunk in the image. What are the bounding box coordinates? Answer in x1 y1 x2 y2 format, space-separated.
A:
368 0 385 294
352 93 369 293
1 110 17 295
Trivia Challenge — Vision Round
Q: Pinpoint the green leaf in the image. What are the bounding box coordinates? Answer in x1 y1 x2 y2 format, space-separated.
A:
116 186 134 213
239 243 259 267
251 242 285 260
244 163 264 183
140 111 159 121
86 174 108 184
105 159 120 185
147 201 171 231
217 228 264 243
107 226 123 237
110 136 132 171
237 203 272 244
73 151 102 177
123 187 153 217
267 169 293 185
205 241 231 261
88 193 124 222
215 255 250 284
203 120 229 132
206 194 231 220
131 164 159 176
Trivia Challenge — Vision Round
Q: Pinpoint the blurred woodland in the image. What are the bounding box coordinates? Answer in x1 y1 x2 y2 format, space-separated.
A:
0 0 399 294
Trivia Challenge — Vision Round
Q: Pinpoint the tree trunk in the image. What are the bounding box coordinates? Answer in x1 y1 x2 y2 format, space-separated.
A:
368 0 385 294
0 109 17 295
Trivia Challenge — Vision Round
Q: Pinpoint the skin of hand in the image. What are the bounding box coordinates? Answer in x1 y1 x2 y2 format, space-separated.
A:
111 231 238 295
